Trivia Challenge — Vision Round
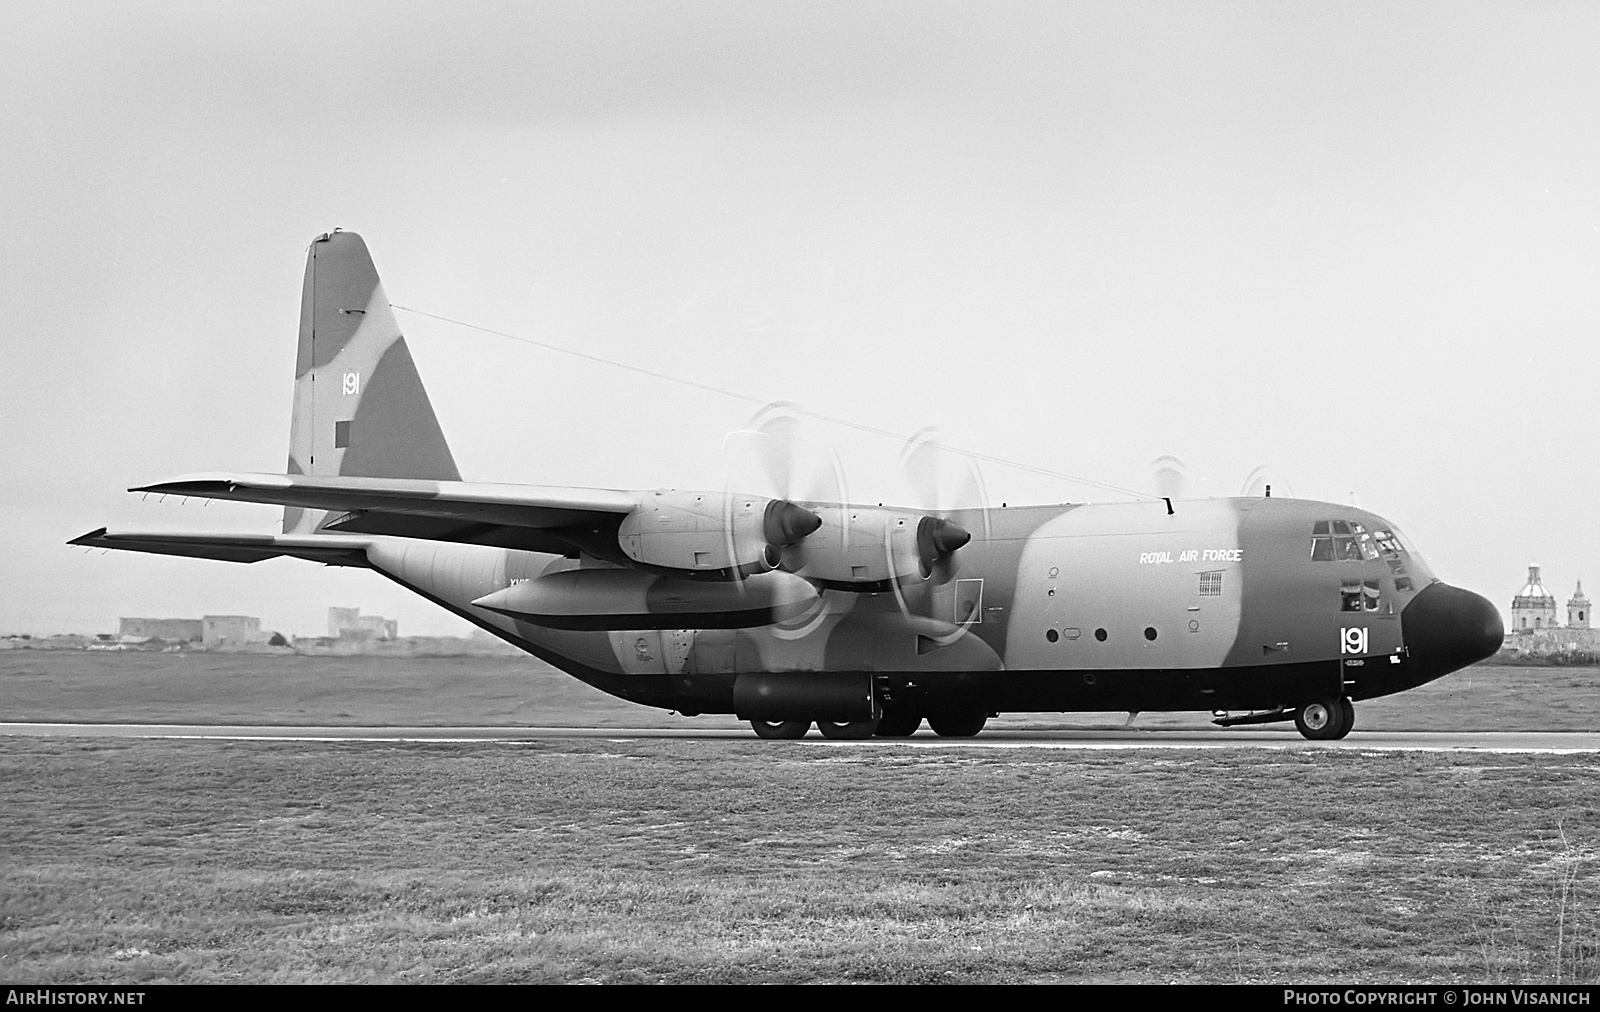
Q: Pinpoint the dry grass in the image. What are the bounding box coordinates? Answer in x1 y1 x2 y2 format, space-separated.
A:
1 738 1597 983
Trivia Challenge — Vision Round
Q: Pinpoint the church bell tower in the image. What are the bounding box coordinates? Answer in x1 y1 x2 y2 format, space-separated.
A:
1569 580 1591 630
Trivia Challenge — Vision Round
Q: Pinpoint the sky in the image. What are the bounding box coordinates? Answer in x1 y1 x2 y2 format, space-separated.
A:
2 2 1597 637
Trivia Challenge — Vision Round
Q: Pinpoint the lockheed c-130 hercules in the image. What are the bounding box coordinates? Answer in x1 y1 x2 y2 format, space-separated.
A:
72 231 1505 740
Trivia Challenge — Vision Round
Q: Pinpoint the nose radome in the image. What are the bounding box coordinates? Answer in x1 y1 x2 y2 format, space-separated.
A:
1401 582 1505 679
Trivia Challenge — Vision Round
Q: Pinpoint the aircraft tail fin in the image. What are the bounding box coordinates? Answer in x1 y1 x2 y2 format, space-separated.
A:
284 230 461 534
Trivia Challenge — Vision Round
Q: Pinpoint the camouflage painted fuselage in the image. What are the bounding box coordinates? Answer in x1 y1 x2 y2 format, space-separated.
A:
359 493 1498 721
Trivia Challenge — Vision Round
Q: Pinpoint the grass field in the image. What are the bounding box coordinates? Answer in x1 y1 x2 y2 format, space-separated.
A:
3 651 1598 732
1 737 1597 983
1 654 1596 983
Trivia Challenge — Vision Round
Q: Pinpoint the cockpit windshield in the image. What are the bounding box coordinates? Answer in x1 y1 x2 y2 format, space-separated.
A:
1309 520 1383 563
1310 520 1416 591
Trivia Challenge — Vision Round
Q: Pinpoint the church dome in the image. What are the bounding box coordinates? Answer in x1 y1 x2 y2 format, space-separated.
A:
1516 564 1555 601
1512 564 1561 632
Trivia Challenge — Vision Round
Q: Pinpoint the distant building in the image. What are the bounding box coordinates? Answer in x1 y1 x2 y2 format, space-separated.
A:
1511 565 1559 632
1569 581 1591 630
119 617 203 642
328 606 397 640
202 614 262 647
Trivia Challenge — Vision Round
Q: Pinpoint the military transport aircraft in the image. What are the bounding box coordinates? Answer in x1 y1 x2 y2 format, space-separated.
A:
72 231 1504 740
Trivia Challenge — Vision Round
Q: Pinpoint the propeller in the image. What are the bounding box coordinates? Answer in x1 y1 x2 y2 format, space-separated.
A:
721 402 848 573
719 403 852 636
721 402 847 505
1150 454 1190 501
720 408 988 646
1147 456 1296 501
899 426 988 547
1238 465 1295 499
892 427 987 647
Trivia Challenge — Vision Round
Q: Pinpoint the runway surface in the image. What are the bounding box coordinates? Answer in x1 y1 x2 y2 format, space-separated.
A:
3 722 1599 751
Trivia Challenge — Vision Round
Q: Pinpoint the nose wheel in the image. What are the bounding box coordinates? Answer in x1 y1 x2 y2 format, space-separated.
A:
1294 696 1356 740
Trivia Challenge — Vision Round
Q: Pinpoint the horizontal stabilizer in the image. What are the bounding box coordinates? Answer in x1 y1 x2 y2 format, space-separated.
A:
67 528 374 567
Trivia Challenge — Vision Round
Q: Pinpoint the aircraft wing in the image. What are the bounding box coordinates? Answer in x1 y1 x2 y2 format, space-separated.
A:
67 529 375 566
126 472 640 554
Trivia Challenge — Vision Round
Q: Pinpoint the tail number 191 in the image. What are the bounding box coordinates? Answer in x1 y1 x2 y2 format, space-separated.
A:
1341 627 1368 655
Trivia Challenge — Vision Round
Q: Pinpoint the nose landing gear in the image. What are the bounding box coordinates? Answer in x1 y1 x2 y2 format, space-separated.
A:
1294 696 1356 740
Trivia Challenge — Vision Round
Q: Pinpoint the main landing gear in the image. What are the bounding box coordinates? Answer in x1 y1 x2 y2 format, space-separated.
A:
816 720 878 740
749 720 810 740
746 711 991 740
925 712 988 738
873 712 923 738
1294 695 1356 741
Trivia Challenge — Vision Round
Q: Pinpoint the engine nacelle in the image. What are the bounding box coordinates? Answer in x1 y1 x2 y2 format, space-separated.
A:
616 490 820 578
784 507 971 589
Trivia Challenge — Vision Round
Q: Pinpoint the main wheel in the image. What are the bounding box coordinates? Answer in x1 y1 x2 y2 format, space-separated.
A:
1294 697 1353 740
750 719 810 740
927 712 988 738
817 719 879 740
874 712 922 738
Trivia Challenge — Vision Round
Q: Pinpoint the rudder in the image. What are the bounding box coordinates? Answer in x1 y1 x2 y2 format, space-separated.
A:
284 230 460 533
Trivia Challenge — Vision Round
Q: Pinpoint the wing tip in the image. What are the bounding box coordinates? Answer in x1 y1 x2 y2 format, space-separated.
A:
68 527 108 546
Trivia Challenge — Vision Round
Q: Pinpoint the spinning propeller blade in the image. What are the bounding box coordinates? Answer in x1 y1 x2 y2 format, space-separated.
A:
1150 454 1189 501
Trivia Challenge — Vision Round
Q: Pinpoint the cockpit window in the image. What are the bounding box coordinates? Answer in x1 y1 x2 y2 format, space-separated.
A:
1371 527 1413 582
1311 521 1386 562
1373 529 1408 555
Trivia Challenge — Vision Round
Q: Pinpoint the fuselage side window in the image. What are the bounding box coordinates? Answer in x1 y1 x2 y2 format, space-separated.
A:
1342 579 1383 612
1341 580 1363 612
1363 579 1381 611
